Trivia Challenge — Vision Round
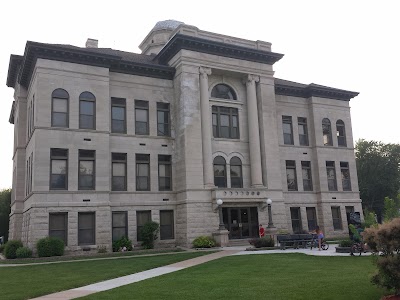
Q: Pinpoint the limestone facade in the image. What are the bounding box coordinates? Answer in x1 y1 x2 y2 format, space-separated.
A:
6 20 362 250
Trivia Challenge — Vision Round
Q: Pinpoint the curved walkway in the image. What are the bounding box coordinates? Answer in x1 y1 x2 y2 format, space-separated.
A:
29 245 369 300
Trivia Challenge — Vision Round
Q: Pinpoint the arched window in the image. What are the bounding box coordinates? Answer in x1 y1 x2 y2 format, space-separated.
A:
211 84 237 100
51 89 69 127
336 120 346 147
322 118 332 146
230 157 243 188
79 92 96 129
213 156 227 188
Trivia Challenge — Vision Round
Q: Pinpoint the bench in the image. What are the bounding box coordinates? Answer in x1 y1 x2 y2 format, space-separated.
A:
277 234 314 249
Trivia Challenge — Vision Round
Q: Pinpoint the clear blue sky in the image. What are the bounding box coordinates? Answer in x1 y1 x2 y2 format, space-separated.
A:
1 0 399 189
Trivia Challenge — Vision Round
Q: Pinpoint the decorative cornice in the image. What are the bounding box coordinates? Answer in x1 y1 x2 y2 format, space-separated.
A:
274 79 359 101
156 34 284 65
243 74 260 85
6 42 176 89
199 66 212 78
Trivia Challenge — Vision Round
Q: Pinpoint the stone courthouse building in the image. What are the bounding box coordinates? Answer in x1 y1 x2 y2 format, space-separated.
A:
6 20 362 250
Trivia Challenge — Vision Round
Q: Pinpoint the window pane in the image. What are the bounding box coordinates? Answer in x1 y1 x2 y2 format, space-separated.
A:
80 101 94 115
136 122 148 135
80 161 94 175
283 123 292 134
112 107 125 120
220 127 229 138
159 177 171 190
112 120 125 133
113 212 126 227
136 109 148 122
231 177 242 188
52 113 68 127
52 160 67 174
79 175 93 189
158 124 169 136
113 163 125 176
112 177 126 191
53 98 68 113
80 115 94 129
137 164 149 176
220 115 229 126
157 111 165 123
214 165 225 176
230 165 241 177
137 177 149 190
160 211 174 240
112 228 126 241
51 174 66 189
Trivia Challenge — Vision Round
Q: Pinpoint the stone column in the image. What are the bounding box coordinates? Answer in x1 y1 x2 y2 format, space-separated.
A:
245 74 263 187
199 67 214 188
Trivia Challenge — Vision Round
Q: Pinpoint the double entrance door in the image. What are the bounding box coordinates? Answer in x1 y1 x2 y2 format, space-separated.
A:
222 207 259 239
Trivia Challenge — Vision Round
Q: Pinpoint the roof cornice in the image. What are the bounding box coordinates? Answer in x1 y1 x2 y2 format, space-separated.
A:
156 33 284 65
275 80 359 101
6 42 176 88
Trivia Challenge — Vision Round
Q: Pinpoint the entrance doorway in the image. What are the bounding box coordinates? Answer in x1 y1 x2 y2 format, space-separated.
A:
222 207 259 239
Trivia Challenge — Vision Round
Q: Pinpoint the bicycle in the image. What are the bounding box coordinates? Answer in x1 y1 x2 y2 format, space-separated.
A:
307 235 329 250
350 241 365 256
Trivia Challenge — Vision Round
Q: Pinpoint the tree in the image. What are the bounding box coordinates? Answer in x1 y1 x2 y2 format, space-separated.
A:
356 140 400 221
0 189 11 242
383 195 400 222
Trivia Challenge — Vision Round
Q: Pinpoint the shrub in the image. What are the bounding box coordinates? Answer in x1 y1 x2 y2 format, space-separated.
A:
112 237 133 252
4 240 23 259
363 217 400 295
249 237 275 248
36 237 65 257
139 222 159 249
16 246 32 258
192 236 216 248
0 244 5 253
338 239 353 247
97 245 108 253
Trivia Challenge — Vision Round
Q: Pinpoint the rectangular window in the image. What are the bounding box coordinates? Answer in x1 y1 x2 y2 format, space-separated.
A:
135 100 149 135
160 210 174 240
136 211 151 241
282 116 294 145
157 102 170 136
290 207 302 233
49 213 68 245
78 212 95 245
52 97 68 127
50 148 68 190
111 98 126 133
298 117 309 146
79 150 95 190
326 161 337 191
158 155 172 191
112 153 127 191
79 99 95 129
136 154 150 191
112 211 128 242
286 160 297 191
212 106 239 139
306 207 317 231
340 162 352 191
331 207 342 230
301 161 313 191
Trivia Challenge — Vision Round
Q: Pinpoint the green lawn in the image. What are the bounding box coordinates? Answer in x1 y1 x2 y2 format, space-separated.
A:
0 252 211 300
82 254 386 300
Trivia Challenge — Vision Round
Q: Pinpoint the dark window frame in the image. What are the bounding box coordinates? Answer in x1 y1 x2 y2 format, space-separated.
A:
298 117 309 146
157 102 170 136
336 120 347 147
160 210 174 240
326 161 337 191
50 148 68 190
112 211 128 242
230 157 243 188
301 161 313 191
158 155 172 191
286 160 298 191
290 207 302 233
78 212 96 245
213 156 227 188
49 212 68 245
79 92 96 130
212 106 240 139
136 210 151 241
51 88 69 128
340 161 352 191
111 98 127 134
78 150 96 190
135 100 149 135
331 206 343 230
282 116 294 145
112 153 127 191
306 207 317 231
136 154 150 191
322 118 333 146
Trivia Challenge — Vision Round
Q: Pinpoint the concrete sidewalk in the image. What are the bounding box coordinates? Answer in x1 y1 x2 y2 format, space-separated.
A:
29 245 368 300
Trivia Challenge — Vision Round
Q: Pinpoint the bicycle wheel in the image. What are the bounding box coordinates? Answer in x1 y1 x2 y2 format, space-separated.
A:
351 244 362 256
321 243 329 250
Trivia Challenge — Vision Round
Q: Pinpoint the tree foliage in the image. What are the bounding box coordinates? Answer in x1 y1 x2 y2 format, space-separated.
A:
0 189 11 242
383 195 400 222
355 140 400 220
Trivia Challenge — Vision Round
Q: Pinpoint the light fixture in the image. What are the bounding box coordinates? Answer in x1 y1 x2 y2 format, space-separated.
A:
216 199 223 206
266 198 272 205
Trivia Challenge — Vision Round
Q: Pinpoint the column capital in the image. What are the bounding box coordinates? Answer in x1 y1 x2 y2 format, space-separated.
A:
243 74 260 85
199 67 212 78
